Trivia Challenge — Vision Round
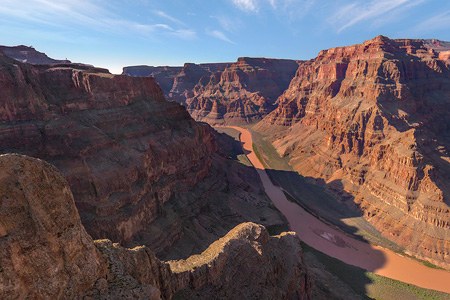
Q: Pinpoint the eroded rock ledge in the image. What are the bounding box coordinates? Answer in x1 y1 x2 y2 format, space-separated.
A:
256 35 450 267
0 154 310 299
124 57 299 125
0 52 286 260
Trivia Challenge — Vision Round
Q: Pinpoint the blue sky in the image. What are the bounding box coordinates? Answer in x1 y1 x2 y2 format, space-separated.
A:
1 0 449 73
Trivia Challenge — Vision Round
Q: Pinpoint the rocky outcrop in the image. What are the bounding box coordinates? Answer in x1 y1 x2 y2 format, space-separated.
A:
0 154 105 299
257 36 450 267
0 52 286 259
168 63 230 104
124 58 299 125
168 223 310 299
0 154 311 299
122 65 182 97
186 57 300 125
123 63 229 102
0 45 71 65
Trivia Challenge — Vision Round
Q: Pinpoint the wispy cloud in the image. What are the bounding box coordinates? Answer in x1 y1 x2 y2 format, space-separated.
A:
231 0 259 12
0 0 196 40
154 10 186 26
415 10 450 31
207 30 235 44
230 0 319 20
330 0 426 32
171 29 197 40
211 15 242 32
271 0 318 20
268 0 277 9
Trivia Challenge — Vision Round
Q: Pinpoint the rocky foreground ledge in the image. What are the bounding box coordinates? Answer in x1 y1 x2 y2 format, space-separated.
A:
0 154 310 299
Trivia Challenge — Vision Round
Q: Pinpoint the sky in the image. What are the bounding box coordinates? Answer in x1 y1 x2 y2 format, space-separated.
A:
1 0 449 74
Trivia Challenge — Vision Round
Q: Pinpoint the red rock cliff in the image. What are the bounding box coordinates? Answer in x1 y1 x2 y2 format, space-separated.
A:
0 154 311 299
0 53 286 258
124 58 299 125
258 36 450 267
186 57 300 125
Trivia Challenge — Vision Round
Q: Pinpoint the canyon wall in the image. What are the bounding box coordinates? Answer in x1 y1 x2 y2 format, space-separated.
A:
124 57 299 125
123 65 182 97
0 154 311 299
0 52 285 259
0 45 71 65
257 36 450 267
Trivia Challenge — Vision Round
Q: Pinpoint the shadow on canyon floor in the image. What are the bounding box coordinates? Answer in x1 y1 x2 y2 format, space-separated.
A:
217 129 388 298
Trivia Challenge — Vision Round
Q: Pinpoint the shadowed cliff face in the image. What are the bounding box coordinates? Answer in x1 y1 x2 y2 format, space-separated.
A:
122 65 183 96
0 154 311 299
0 53 286 258
124 58 299 125
257 36 450 267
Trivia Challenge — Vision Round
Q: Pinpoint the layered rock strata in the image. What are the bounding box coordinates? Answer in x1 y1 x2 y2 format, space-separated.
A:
0 52 285 259
124 58 299 124
0 154 311 299
257 36 450 267
123 63 229 102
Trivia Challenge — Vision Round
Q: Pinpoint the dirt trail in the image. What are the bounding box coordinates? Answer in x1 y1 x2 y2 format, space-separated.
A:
228 126 450 294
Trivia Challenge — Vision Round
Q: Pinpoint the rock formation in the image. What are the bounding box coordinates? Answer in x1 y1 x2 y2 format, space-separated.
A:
0 45 71 65
168 63 230 105
257 36 450 267
124 58 299 125
123 63 229 102
0 154 104 299
122 65 183 97
0 52 286 259
0 154 311 299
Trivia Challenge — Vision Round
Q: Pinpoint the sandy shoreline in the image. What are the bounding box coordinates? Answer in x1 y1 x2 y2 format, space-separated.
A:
227 126 450 294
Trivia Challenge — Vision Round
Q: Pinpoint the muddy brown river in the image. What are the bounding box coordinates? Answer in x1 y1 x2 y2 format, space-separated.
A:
228 126 450 294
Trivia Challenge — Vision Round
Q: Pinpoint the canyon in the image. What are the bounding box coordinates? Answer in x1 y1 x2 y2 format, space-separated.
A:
0 154 310 299
126 36 450 268
0 51 287 261
229 125 450 293
1 34 450 299
0 48 313 298
256 36 450 267
124 57 299 124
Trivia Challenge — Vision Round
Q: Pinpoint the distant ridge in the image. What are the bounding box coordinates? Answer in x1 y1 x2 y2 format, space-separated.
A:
0 45 71 65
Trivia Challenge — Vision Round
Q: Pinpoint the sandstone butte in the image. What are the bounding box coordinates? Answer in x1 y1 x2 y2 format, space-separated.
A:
0 51 291 262
0 154 311 299
256 35 450 268
124 57 299 125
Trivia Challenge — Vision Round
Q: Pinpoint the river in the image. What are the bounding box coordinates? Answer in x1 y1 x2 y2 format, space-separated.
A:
227 126 450 294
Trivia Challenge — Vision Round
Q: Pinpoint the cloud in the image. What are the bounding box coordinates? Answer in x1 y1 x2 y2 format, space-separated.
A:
154 10 186 26
211 15 242 32
207 30 235 44
271 0 318 20
231 0 259 12
0 0 196 40
268 0 277 9
416 10 450 31
229 0 319 20
330 0 426 32
171 29 197 40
